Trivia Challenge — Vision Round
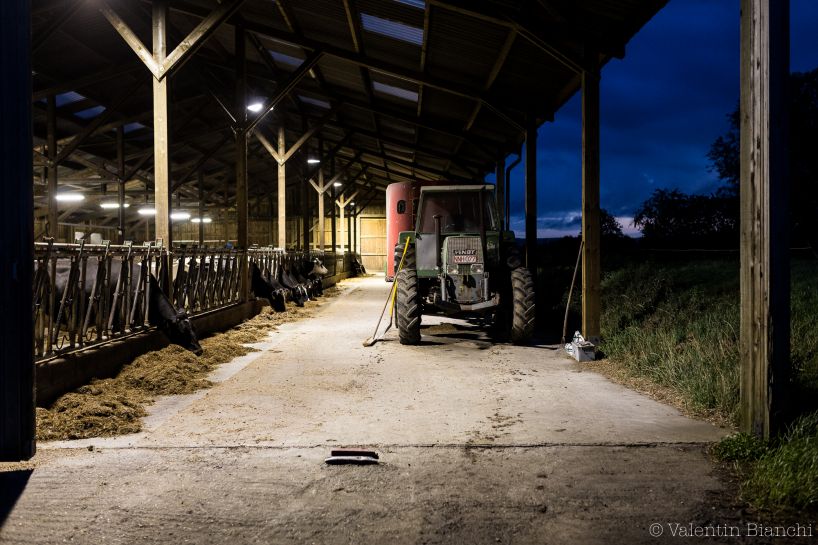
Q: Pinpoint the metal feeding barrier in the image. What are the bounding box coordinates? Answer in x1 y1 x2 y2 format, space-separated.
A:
32 241 347 362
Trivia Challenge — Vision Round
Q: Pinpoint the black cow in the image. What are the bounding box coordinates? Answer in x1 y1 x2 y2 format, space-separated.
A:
52 259 203 355
250 262 286 312
277 263 309 307
300 257 327 297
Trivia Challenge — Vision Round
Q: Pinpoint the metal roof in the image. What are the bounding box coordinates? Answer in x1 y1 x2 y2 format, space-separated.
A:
31 0 667 227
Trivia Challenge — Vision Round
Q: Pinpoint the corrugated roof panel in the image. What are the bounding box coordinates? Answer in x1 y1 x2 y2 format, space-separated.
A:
317 57 367 95
424 7 510 90
395 0 425 10
75 106 105 119
360 13 423 46
373 81 419 103
418 87 474 123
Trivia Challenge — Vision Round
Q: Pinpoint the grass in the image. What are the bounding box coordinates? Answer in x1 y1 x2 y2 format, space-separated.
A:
714 413 818 513
536 247 818 513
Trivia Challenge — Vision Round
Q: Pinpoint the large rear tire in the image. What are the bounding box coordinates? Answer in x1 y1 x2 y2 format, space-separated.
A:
393 242 416 276
396 268 421 345
510 267 535 344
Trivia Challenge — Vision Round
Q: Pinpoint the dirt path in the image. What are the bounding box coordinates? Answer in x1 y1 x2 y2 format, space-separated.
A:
3 275 776 544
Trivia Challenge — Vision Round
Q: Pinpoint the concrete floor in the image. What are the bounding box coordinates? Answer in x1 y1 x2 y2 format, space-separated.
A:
2 275 756 544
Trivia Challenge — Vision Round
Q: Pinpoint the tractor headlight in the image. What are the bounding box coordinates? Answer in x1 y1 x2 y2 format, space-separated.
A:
470 263 484 274
446 264 459 275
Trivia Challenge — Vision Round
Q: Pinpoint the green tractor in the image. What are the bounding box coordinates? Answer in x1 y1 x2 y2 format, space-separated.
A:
393 184 535 345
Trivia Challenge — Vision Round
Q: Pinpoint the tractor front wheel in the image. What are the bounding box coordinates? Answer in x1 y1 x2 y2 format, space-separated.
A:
396 268 421 345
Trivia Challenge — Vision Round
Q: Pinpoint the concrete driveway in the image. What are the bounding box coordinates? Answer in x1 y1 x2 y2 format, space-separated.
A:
2 276 749 545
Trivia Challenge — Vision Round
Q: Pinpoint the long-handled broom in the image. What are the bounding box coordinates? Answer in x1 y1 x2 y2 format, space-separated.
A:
362 239 411 347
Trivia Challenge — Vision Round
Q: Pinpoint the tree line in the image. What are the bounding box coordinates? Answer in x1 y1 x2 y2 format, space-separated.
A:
627 68 818 249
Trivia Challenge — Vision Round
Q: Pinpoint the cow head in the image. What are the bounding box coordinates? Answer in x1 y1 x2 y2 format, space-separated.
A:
167 309 203 356
310 258 328 277
250 262 279 310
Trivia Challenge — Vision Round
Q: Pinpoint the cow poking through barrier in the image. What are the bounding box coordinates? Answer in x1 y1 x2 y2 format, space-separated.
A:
250 262 287 312
51 256 203 355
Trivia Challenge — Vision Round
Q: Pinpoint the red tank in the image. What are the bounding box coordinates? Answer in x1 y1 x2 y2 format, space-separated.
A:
385 182 415 280
385 180 450 280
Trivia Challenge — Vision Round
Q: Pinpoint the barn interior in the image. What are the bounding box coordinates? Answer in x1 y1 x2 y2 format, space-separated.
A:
1 0 798 542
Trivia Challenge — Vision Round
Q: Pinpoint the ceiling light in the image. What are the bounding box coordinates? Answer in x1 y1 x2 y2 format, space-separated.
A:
247 102 263 113
170 212 191 221
191 217 213 224
307 158 320 164
55 192 85 202
138 207 156 216
100 202 130 209
333 182 342 187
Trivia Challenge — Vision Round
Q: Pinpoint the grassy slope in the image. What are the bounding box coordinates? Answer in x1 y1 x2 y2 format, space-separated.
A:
592 255 818 513
598 257 818 424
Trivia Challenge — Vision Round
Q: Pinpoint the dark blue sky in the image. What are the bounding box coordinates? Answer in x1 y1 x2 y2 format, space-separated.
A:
489 0 818 237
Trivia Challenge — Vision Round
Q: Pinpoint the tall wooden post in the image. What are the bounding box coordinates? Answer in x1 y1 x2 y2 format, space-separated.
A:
116 126 126 243
235 23 248 251
581 65 601 342
198 169 205 246
524 121 537 271
152 0 171 246
46 94 58 240
330 161 337 253
318 169 326 251
277 126 287 249
302 161 310 251
495 158 505 230
338 198 345 254
1 0 35 462
740 0 790 438
347 206 352 253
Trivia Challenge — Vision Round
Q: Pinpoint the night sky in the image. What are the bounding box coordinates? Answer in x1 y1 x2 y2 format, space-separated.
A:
491 0 818 238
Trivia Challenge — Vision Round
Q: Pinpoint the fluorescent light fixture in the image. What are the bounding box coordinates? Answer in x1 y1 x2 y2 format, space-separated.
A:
333 182 342 187
100 202 130 209
307 158 320 164
55 192 85 202
247 102 264 113
138 207 156 216
191 217 213 224
170 212 191 221
350 202 355 205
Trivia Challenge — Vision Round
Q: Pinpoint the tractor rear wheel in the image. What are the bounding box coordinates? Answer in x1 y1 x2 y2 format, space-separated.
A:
396 268 421 345
393 241 416 276
510 267 535 344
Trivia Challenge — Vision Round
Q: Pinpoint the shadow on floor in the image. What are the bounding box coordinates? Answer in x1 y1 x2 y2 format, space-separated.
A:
0 469 32 527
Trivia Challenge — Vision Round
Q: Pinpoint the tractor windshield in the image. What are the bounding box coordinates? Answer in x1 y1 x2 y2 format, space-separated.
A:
417 190 496 234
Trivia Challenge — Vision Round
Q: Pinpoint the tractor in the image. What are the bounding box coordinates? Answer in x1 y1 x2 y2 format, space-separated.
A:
391 184 535 345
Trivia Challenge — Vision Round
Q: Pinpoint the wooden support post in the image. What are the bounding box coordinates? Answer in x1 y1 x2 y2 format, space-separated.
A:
347 207 352 253
303 167 310 251
524 121 537 271
581 65 601 342
47 94 58 240
198 169 205 246
235 24 248 251
352 208 357 253
116 126 126 243
1 0 35 461
740 0 790 438
338 198 345 254
278 126 286 249
152 0 171 247
495 157 505 230
318 157 327 252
